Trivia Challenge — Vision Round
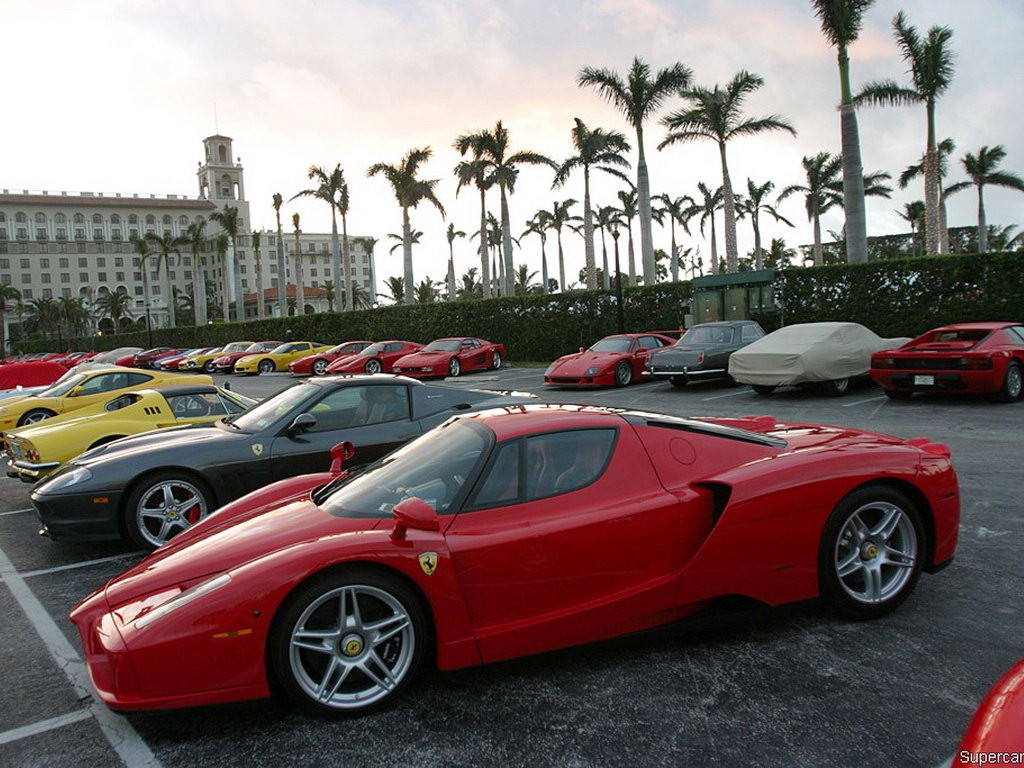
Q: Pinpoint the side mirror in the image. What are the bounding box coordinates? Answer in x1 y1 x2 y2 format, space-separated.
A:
391 497 439 540
329 440 356 473
579 347 585 354
287 412 316 435
68 386 84 397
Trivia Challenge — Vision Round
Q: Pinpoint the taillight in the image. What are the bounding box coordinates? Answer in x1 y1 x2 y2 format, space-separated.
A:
27 449 40 462
873 357 895 369
696 351 705 364
957 357 993 370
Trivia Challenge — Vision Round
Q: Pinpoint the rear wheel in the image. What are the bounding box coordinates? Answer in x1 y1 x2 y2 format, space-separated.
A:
124 471 213 550
819 485 924 619
312 359 329 376
884 389 912 400
203 360 216 373
270 568 428 716
990 361 1022 403
258 359 276 375
822 378 850 397
491 351 502 370
18 409 57 427
669 375 687 388
448 358 461 377
751 385 775 396
615 361 632 387
365 359 382 375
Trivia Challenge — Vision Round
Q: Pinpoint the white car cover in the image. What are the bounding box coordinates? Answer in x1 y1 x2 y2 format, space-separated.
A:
729 322 911 386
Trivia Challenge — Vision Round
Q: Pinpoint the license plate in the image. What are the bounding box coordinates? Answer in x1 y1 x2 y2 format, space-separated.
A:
913 375 935 386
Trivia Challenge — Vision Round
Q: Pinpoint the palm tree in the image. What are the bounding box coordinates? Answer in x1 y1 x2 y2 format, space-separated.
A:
93 291 132 333
944 146 1024 254
26 297 60 341
379 276 405 304
454 157 495 299
578 57 693 286
812 0 876 264
548 199 578 292
272 193 286 316
514 264 540 295
455 121 555 296
251 229 265 319
521 210 554 294
414 277 441 304
741 179 793 270
290 164 347 313
594 205 621 290
660 71 796 273
388 229 423 254
209 205 242 320
367 148 445 304
654 194 695 282
553 118 631 289
183 218 208 325
215 233 230 322
855 11 956 254
0 284 21 355
57 296 90 338
351 283 373 310
445 223 465 301
615 188 639 286
690 183 724 273
899 138 955 253
292 213 304 315
337 181 353 311
322 280 336 312
360 236 378 302
456 268 482 300
897 200 926 256
143 232 184 329
472 214 506 295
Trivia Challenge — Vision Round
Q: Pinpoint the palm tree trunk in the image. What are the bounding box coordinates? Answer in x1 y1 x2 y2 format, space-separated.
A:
939 185 950 254
294 232 305 315
478 188 490 299
977 185 988 254
710 218 719 274
635 128 656 286
719 142 739 273
583 168 596 289
837 47 869 264
275 217 286 316
669 219 678 283
446 243 456 301
499 185 515 297
193 249 207 326
163 255 176 329
557 231 566 292
752 213 763 271
220 254 230 323
600 228 610 290
255 246 265 321
813 212 824 266
540 236 549 294
923 101 941 255
0 306 6 356
341 214 352 311
402 208 414 304
626 222 636 286
330 207 343 313
497 245 505 296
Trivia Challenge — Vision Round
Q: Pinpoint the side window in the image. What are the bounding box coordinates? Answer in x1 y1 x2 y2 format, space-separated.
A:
525 429 617 500
307 385 409 432
219 395 247 414
1010 326 1024 344
462 339 480 349
385 342 403 352
167 392 228 419
79 372 129 394
125 372 154 386
638 336 661 350
741 325 760 342
469 440 521 508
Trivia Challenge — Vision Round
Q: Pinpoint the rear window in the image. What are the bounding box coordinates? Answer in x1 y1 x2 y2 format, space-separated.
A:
927 329 990 344
679 326 734 345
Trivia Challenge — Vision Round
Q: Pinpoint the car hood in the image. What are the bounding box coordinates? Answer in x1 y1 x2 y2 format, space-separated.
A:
549 352 621 375
330 354 374 371
73 424 237 466
396 351 452 365
105 496 385 607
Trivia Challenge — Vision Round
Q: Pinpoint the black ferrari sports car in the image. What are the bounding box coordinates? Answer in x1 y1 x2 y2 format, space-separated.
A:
31 375 535 550
646 321 765 387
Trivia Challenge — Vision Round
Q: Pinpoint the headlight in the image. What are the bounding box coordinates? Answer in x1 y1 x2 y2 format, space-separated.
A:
134 573 232 629
0 407 7 415
423 366 433 372
544 364 555 375
39 466 92 493
585 366 601 375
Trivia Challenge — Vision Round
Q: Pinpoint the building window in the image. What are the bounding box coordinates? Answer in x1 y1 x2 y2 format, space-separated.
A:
134 285 143 295
0 274 9 284
36 228 47 240
74 228 85 239
145 214 155 225
128 214 138 224
93 229 103 240
15 212 27 223
16 228 27 240
0 228 6 239
242 279 248 288
73 213 84 224
78 257 87 268
54 213 65 223
152 285 160 295
40 258 49 268
129 228 139 239
0 259 7 269
56 227 67 240
97 257 106 267
114 257 123 267
20 258 29 268
270 264 278 273
21 273 31 283
307 243 315 252
34 212 46 223
59 258 68 268
162 215 172 226
150 271 158 280
41 274 51 284
42 288 52 298
133 272 141 281
310 268 318 277
240 264 246 273
60 273 70 283
62 288 71 297
22 289 32 298
98 272 107 281
182 256 191 266
79 273 88 282
111 229 122 241
116 272 125 281
184 270 192 279
92 214 102 224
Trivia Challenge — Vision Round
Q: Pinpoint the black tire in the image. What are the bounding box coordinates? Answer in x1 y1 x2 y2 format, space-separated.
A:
203 360 216 373
491 351 502 370
258 359 276 375
751 385 775 395
818 485 925 619
989 361 1023 403
88 435 126 450
669 375 687 388
614 361 632 387
821 378 851 397
123 471 214 551
365 358 382 375
312 359 329 376
723 373 740 387
17 408 57 427
269 567 429 716
448 358 461 377
884 389 913 400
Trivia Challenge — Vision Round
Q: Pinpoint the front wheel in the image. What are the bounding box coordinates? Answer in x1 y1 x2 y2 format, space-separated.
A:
990 361 1023 403
448 358 461 377
312 359 329 376
669 375 687 389
819 485 924 619
614 361 632 387
124 472 213 551
751 384 775 396
203 360 216 373
258 359 276 375
365 358 382 375
270 568 428 716
491 351 502 370
822 378 850 397
18 408 57 427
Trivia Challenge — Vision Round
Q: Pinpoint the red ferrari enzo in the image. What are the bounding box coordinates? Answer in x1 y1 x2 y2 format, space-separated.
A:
326 340 423 375
392 337 504 378
213 340 283 373
871 322 1024 401
71 405 958 716
544 333 676 387
289 341 374 376
950 657 1024 765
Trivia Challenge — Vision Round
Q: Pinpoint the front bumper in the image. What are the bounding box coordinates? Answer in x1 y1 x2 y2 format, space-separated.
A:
393 367 442 378
9 458 60 482
543 372 617 387
32 488 124 541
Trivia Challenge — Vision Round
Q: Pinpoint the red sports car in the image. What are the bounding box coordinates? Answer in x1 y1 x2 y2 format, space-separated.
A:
951 657 1024 765
326 340 423 375
70 405 958 716
392 337 504 378
289 341 374 376
544 332 676 387
871 322 1024 402
213 340 283 373
132 347 181 369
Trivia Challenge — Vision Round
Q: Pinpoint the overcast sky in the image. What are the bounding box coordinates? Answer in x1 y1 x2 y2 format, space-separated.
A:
5 0 1023 287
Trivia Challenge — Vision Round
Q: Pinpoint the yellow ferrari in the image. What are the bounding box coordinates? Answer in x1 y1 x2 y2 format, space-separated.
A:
233 341 333 374
0 366 212 430
5 384 256 481
178 341 253 373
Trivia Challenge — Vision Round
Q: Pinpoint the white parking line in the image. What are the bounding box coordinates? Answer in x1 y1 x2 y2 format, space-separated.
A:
841 396 887 408
0 507 33 517
701 390 750 401
0 542 161 767
0 709 92 745
21 552 142 579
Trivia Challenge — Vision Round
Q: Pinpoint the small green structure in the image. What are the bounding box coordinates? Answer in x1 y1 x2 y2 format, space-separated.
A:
690 270 777 325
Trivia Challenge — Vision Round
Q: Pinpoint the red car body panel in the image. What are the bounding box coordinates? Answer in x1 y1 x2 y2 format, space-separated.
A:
0 361 68 389
392 338 504 378
544 333 676 387
325 341 423 375
213 341 283 372
133 348 183 369
871 322 1024 396
953 658 1024 764
288 341 374 375
70 407 959 712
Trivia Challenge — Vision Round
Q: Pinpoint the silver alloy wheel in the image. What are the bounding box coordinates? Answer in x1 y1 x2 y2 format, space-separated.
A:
23 410 52 425
449 358 461 377
313 359 328 376
204 360 216 373
365 359 382 375
491 351 502 370
833 378 849 393
616 361 632 386
289 584 415 710
259 359 275 374
135 479 208 548
834 501 917 604
1008 365 1022 398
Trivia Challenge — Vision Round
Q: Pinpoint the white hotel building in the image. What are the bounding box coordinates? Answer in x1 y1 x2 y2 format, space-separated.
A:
0 135 377 339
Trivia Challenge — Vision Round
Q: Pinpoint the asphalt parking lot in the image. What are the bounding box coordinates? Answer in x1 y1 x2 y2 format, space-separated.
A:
1 368 1021 767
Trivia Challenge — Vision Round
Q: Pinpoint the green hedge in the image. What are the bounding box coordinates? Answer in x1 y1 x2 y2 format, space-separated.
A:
777 251 1024 337
21 282 694 361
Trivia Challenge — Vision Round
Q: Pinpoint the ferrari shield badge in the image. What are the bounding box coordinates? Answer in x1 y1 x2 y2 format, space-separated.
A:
251 443 264 457
418 552 438 576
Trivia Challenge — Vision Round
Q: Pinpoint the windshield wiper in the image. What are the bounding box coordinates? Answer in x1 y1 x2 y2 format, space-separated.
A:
311 464 368 506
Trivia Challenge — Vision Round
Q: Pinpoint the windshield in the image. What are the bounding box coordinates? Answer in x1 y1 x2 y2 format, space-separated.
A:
222 343 249 353
360 343 386 356
679 326 734 345
246 342 278 353
589 337 632 354
270 342 305 354
37 373 87 398
229 383 317 431
322 419 491 517
423 340 461 352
